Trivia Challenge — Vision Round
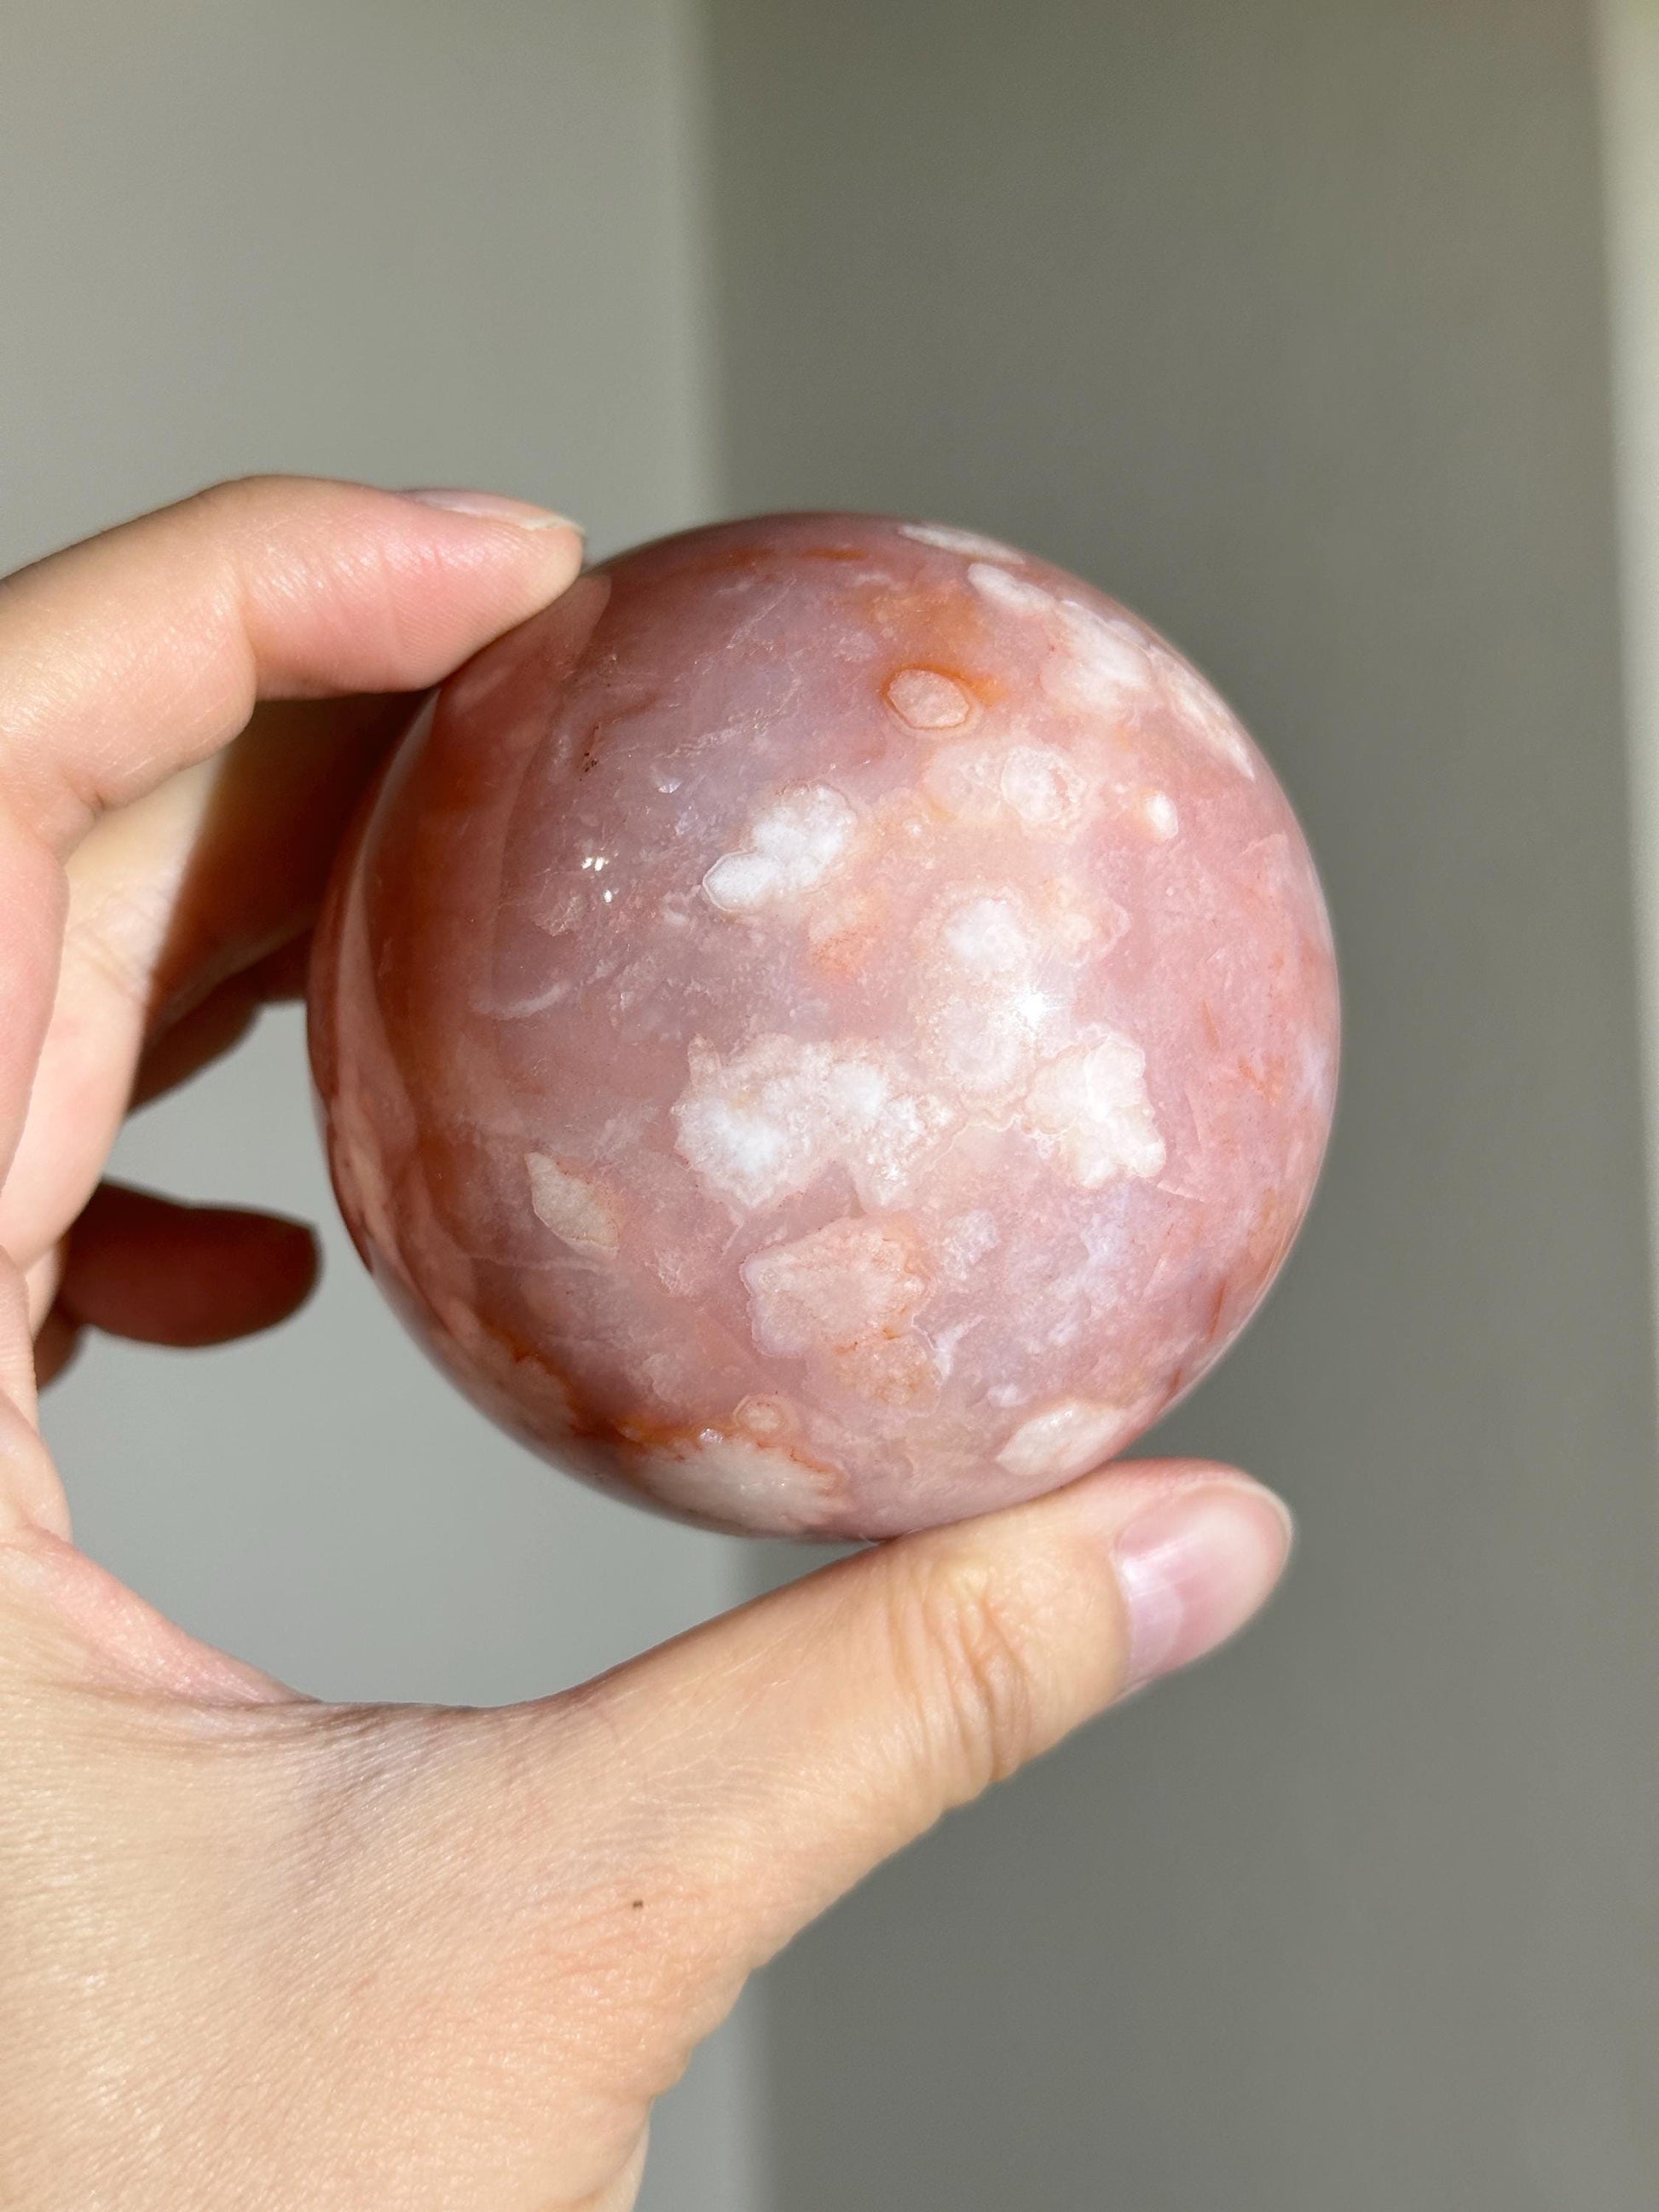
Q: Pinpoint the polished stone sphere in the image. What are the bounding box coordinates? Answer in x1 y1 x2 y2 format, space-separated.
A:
309 513 1338 1538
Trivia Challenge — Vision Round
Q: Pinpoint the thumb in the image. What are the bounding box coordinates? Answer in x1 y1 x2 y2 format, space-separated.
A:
404 1459 1292 2117
585 1462 1292 1984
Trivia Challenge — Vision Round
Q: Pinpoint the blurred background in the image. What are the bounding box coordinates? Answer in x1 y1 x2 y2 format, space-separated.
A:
8 3 1659 2204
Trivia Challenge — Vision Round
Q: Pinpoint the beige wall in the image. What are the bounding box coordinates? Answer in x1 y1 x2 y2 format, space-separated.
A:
708 1 1659 2203
1604 0 1659 1361
0 1 714 567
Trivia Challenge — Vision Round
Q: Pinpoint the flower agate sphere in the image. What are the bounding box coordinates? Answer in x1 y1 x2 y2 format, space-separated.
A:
309 514 1338 1539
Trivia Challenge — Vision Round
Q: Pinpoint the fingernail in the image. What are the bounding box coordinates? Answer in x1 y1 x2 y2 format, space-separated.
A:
1111 1481 1293 1691
399 488 583 534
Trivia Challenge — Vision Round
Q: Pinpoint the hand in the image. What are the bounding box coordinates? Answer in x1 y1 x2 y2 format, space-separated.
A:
0 479 1293 2210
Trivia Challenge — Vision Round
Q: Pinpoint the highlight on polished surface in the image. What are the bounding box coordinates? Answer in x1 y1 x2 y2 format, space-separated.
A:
308 512 1339 1538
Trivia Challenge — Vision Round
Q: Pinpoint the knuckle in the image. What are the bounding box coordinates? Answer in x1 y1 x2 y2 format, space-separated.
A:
179 475 333 554
888 1547 1045 1798
178 476 267 533
188 473 286 517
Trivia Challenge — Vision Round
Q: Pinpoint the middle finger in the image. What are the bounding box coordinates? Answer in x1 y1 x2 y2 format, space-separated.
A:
0 692 409 1268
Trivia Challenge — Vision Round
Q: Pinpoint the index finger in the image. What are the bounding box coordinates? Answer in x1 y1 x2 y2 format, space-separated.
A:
0 476 581 846
0 475 583 1176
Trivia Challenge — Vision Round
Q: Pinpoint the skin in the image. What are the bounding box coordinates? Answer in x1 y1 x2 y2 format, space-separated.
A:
0 478 1292 2210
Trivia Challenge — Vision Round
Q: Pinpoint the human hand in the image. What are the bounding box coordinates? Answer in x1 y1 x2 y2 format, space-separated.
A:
0 479 1293 2209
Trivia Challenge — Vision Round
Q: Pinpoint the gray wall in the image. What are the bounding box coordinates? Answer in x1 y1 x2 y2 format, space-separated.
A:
4 7 756 2209
709 1 1659 2204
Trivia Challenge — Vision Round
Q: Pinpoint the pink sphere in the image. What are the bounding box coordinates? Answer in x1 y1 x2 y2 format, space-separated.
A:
309 513 1338 1538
